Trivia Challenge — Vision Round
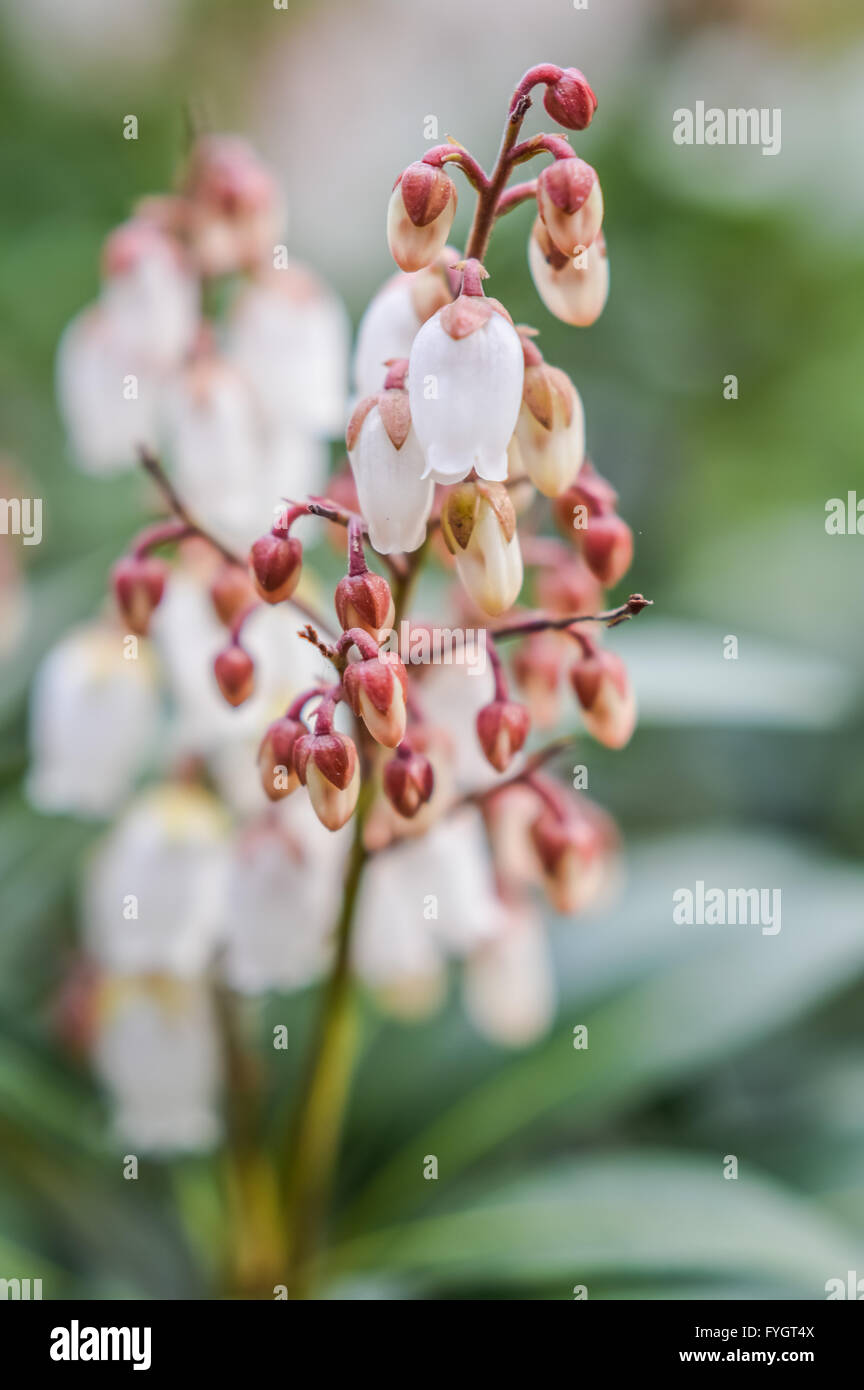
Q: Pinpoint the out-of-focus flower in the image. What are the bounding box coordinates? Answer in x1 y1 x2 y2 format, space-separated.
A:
463 900 555 1045
441 481 523 616
530 788 617 915
223 803 347 994
214 642 255 707
226 264 348 437
387 162 457 272
346 361 433 555
382 742 436 820
56 306 162 474
111 553 168 636
353 807 504 1014
180 135 285 278
529 220 609 327
476 696 530 773
408 261 524 484
569 642 637 748
92 976 221 1153
27 621 159 818
84 784 229 976
100 219 198 369
512 630 566 728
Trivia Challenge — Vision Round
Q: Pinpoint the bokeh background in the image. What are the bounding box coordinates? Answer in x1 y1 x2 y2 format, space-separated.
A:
2 0 864 1299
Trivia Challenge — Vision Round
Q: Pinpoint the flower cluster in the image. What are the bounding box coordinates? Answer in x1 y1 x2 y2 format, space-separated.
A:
33 66 651 1155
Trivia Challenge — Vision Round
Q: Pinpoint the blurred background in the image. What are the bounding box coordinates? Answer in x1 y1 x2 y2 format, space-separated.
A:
1 0 864 1300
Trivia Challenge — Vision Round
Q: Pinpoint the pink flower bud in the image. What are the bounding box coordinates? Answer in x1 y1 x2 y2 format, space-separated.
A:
383 746 435 819
476 699 531 773
294 730 360 831
249 531 302 604
210 562 256 627
542 68 598 131
112 554 168 636
536 555 604 616
529 219 609 327
214 644 254 707
387 163 457 272
342 652 408 749
334 571 395 643
569 647 636 749
581 513 634 587
530 795 615 915
553 459 618 537
536 158 603 258
512 632 565 729
257 716 304 801
181 135 283 276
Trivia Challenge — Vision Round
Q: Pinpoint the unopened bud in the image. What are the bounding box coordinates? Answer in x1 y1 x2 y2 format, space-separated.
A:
294 731 360 831
542 68 598 131
440 482 523 617
334 571 395 643
210 562 256 627
387 162 457 272
536 159 603 258
257 715 304 800
250 531 302 604
342 652 408 749
530 795 614 915
214 644 254 707
569 647 636 749
112 554 168 636
582 513 633 587
383 745 435 819
476 699 531 773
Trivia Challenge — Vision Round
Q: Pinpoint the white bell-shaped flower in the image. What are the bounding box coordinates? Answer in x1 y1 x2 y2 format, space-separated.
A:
352 258 457 399
408 261 524 484
56 305 162 474
84 784 229 976
226 263 348 437
346 361 433 554
463 901 555 1046
27 621 159 817
100 219 198 370
92 977 221 1153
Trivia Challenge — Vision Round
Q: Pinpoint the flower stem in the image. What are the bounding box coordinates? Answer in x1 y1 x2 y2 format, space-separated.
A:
280 542 426 1298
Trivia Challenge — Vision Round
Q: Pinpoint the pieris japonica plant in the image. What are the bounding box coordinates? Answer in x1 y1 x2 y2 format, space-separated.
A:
32 66 651 1299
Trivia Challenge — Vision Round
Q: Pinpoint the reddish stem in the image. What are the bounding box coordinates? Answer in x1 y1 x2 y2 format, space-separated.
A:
421 144 489 193
336 627 381 662
495 180 539 219
313 687 345 736
132 519 194 558
486 637 509 703
347 517 368 578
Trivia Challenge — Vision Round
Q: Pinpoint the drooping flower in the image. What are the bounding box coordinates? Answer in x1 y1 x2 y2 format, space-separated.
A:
294 724 360 831
569 641 637 749
352 257 457 398
27 621 159 818
180 134 284 277
529 219 609 327
341 639 409 749
84 784 229 976
440 480 523 617
408 260 524 484
515 330 585 497
536 157 603 258
463 900 555 1045
387 162 457 272
346 359 433 554
92 976 221 1153
476 698 531 773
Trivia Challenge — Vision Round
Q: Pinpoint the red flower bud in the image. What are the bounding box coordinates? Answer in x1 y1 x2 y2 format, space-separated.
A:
112 554 168 636
214 644 254 707
293 730 360 830
257 715 305 800
387 162 457 272
542 68 598 131
476 699 531 773
334 571 395 643
569 647 636 749
250 531 302 604
530 793 615 915
210 562 256 627
342 652 408 748
536 158 603 258
536 555 604 617
582 513 634 587
383 746 435 819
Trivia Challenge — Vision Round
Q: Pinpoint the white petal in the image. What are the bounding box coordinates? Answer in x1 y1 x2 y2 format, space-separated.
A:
349 411 433 554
